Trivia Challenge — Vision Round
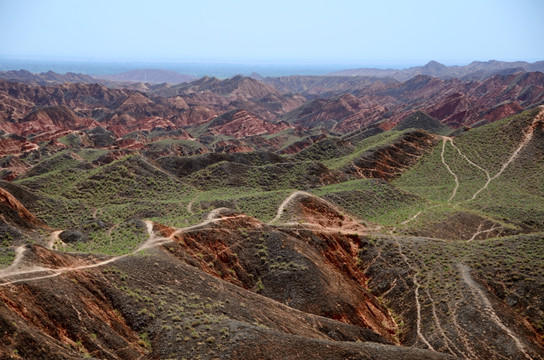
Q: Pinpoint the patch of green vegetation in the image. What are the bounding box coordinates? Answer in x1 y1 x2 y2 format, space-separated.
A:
73 149 108 162
57 133 84 148
144 139 205 157
64 219 148 255
291 136 354 162
367 232 544 342
266 128 315 151
311 179 428 226
15 151 198 230
186 159 337 192
394 108 544 229
0 247 15 269
392 141 454 203
323 130 407 170
138 332 152 351
394 111 452 135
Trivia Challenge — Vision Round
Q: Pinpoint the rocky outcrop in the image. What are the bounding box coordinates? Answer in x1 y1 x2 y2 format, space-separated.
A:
344 130 439 181
208 109 292 137
281 72 544 131
0 187 44 229
151 75 306 121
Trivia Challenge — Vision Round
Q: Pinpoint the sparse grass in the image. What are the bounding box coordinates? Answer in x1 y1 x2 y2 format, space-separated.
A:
394 109 544 230
311 178 428 226
64 219 148 255
323 130 407 170
365 232 544 343
0 247 15 269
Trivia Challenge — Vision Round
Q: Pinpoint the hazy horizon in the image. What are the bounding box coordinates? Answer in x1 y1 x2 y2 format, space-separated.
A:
1 0 543 69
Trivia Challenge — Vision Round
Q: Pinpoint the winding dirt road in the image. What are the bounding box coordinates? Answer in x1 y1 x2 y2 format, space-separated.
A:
268 190 312 224
0 246 27 277
440 137 459 203
469 108 542 201
458 264 533 360
0 213 247 287
395 239 435 351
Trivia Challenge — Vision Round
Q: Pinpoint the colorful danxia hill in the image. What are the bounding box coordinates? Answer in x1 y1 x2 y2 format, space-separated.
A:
0 61 543 359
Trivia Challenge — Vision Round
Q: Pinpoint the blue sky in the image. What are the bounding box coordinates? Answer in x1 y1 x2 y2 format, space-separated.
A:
1 0 543 66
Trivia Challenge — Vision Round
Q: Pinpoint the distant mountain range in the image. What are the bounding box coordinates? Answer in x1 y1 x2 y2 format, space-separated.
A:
2 60 543 87
0 69 98 85
94 68 196 84
330 60 544 81
0 68 196 86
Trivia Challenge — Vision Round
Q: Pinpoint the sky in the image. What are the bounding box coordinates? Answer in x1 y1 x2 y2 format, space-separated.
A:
0 0 543 67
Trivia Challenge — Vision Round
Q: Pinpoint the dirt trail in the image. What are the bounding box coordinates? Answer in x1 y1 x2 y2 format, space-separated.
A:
47 230 63 249
395 239 435 351
0 246 27 276
1 189 372 286
440 138 459 203
268 191 312 224
138 220 172 251
469 108 542 201
269 190 376 237
206 207 232 220
448 302 478 359
457 264 533 360
467 223 500 242
278 221 367 236
449 140 490 181
0 214 247 287
425 287 458 356
186 193 200 215
400 211 423 225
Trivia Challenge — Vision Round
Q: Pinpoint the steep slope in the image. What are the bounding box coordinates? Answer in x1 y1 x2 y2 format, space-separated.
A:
161 208 397 340
0 187 44 231
192 109 293 138
150 75 306 121
394 111 452 135
281 72 544 131
0 242 454 360
280 93 387 131
342 130 439 181
394 107 544 232
0 106 98 137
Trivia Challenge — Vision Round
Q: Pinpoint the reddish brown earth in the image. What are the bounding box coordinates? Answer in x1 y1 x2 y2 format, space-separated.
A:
158 206 399 339
280 72 544 132
0 242 454 360
208 109 292 137
1 71 542 161
344 130 439 181
279 133 328 154
150 75 307 121
0 192 456 359
0 187 45 229
1 70 543 360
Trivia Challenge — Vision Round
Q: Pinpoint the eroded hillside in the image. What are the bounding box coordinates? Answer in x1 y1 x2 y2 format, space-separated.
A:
0 71 543 359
